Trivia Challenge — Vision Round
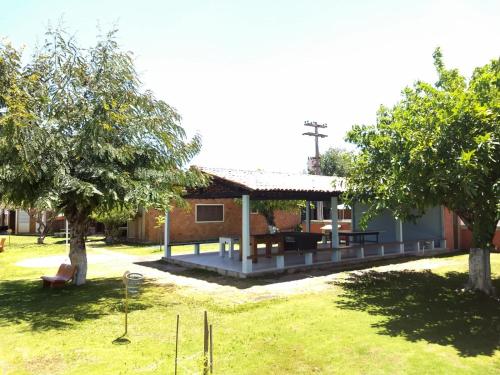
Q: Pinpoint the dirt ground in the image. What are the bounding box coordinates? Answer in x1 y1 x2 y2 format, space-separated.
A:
17 247 456 304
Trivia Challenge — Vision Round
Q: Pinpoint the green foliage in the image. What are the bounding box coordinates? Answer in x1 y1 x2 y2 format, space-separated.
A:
91 206 136 228
319 147 353 177
235 199 303 229
91 206 136 244
0 28 207 282
0 28 206 219
345 48 499 249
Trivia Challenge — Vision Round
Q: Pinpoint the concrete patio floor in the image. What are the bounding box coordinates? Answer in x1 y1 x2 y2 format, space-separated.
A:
162 242 449 278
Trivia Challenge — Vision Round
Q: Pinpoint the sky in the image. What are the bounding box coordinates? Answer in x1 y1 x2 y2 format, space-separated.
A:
1 0 499 172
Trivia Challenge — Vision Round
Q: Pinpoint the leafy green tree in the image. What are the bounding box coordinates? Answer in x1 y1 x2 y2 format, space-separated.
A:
236 199 304 232
0 29 205 284
320 147 353 177
92 206 136 244
345 48 499 295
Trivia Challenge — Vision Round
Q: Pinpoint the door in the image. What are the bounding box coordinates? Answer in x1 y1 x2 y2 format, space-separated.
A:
17 210 30 233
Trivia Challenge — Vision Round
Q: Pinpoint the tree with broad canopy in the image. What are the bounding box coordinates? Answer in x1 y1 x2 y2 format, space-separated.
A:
320 147 353 177
345 48 499 295
0 29 206 285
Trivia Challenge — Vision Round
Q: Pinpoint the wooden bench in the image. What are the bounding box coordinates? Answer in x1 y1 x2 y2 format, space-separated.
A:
0 238 5 253
166 239 222 256
41 264 76 288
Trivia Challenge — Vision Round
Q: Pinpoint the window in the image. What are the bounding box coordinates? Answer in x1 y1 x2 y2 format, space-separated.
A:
195 204 224 223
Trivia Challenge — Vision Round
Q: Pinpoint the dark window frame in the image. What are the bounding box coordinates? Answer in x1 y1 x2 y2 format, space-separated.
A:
195 204 224 223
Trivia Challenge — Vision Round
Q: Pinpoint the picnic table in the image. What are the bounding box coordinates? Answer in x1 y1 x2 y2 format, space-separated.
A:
338 230 380 245
241 232 323 263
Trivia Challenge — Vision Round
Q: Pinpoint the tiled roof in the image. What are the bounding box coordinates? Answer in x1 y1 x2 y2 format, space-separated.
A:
199 167 345 193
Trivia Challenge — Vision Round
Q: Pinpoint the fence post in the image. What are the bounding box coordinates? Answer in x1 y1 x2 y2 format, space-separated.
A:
175 315 179 375
209 324 213 373
203 311 209 375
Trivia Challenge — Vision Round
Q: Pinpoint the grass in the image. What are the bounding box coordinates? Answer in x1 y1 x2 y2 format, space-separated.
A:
0 235 499 374
85 236 224 256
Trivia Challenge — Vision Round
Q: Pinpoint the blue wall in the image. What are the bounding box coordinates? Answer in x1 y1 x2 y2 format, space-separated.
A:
352 204 397 242
353 203 443 242
402 206 443 241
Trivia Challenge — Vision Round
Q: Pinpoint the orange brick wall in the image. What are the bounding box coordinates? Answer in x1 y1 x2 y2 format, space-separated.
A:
129 199 302 243
443 207 500 250
459 226 500 250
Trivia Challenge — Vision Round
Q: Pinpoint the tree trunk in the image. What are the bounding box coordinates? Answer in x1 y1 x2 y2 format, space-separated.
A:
68 220 88 285
263 211 277 233
467 248 495 295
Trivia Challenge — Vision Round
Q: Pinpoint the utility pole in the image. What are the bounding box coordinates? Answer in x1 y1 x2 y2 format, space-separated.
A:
303 121 328 220
303 121 328 175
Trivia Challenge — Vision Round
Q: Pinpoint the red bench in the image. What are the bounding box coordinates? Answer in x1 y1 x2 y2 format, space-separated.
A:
41 264 77 288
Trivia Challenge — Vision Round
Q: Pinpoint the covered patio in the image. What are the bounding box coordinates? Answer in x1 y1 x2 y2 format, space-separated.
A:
161 168 449 277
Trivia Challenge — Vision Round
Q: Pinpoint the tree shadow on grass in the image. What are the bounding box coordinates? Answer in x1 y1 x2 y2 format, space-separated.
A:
0 278 154 331
333 270 500 357
135 253 465 290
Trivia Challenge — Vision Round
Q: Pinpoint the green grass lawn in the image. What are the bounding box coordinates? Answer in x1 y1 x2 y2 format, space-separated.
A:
0 235 499 374
85 236 224 256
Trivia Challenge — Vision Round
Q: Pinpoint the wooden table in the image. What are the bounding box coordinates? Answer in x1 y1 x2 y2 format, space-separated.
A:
338 230 380 245
240 232 323 263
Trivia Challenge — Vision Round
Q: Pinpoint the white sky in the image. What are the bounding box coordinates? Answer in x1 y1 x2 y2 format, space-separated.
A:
1 0 499 172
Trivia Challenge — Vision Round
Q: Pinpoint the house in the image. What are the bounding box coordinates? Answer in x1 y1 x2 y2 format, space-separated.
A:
0 208 37 234
127 198 302 243
157 167 500 278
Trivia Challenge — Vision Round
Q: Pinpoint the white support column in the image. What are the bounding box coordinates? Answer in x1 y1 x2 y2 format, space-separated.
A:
163 210 171 258
330 196 339 248
305 201 311 232
305 252 313 265
357 247 364 259
242 195 252 273
395 218 404 253
316 201 324 221
379 245 385 256
15 208 19 234
332 249 341 262
276 255 285 269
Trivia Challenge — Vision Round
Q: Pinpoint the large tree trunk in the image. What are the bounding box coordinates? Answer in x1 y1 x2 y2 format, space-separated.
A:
68 219 88 285
467 248 495 295
465 217 497 296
